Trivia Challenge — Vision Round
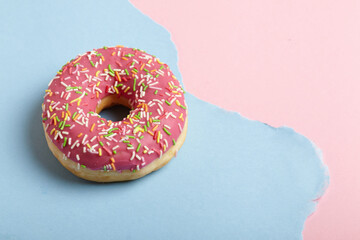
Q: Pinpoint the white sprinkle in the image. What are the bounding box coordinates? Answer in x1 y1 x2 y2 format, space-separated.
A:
76 154 80 161
130 151 135 161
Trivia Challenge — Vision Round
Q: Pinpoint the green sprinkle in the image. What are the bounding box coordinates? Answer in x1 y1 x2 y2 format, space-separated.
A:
165 100 171 106
133 169 136 173
149 112 153 115
75 91 82 94
153 119 160 122
85 92 88 96
65 103 69 111
96 53 102 57
72 112 77 119
116 83 123 88
55 116 60 122
59 121 65 130
143 68 149 72
154 90 158 95
90 60 95 67
63 137 67 147
81 165 86 168
133 68 138 73
172 139 176 145
143 85 148 91
88 111 94 114
42 117 48 121
142 83 146 87
127 135 135 139
155 74 159 78
100 120 105 123
108 128 119 133
136 143 141 152
104 133 114 137
133 78 136 91
125 69 129 76
123 140 130 143
147 121 150 127
113 150 117 155
163 127 171 135
143 125 147 132
103 46 108 49
65 124 71 127
108 71 115 77
74 62 80 66
180 104 187 110
108 64 114 73
127 144 133 148
135 115 140 120
160 65 164 70
99 141 104 146
139 135 144 139
104 166 107 171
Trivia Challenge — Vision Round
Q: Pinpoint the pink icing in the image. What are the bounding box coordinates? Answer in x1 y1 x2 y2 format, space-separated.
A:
42 46 187 172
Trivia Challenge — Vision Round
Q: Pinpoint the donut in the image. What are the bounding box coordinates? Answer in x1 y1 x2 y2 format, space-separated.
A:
41 46 188 182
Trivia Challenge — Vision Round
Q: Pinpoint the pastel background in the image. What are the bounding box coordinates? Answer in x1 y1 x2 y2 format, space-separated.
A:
131 0 360 239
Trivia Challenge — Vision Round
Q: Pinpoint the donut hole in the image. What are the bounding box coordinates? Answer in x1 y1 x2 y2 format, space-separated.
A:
96 95 132 122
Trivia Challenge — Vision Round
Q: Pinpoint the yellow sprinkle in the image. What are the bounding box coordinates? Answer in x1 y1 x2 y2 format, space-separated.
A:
152 125 158 131
172 75 177 79
129 118 133 124
96 81 101 87
98 148 102 156
49 105 53 112
101 56 105 61
50 113 56 119
87 143 91 149
114 86 119 94
64 113 68 120
156 132 160 143
168 82 173 89
157 59 164 64
95 70 100 77
179 113 184 121
90 123 95 132
148 59 152 64
175 100 181 106
81 68 87 71
112 52 116 56
50 128 55 135
45 90 51 92
163 144 166 151
124 86 130 93
70 97 80 103
77 99 81 106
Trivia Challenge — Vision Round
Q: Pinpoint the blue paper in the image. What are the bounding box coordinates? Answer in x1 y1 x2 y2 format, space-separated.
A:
0 0 328 239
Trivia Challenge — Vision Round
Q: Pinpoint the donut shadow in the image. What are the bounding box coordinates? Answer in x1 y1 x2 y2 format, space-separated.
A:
27 97 159 186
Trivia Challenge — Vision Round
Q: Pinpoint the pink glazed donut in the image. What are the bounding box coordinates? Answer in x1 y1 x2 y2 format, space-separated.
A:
42 46 188 182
